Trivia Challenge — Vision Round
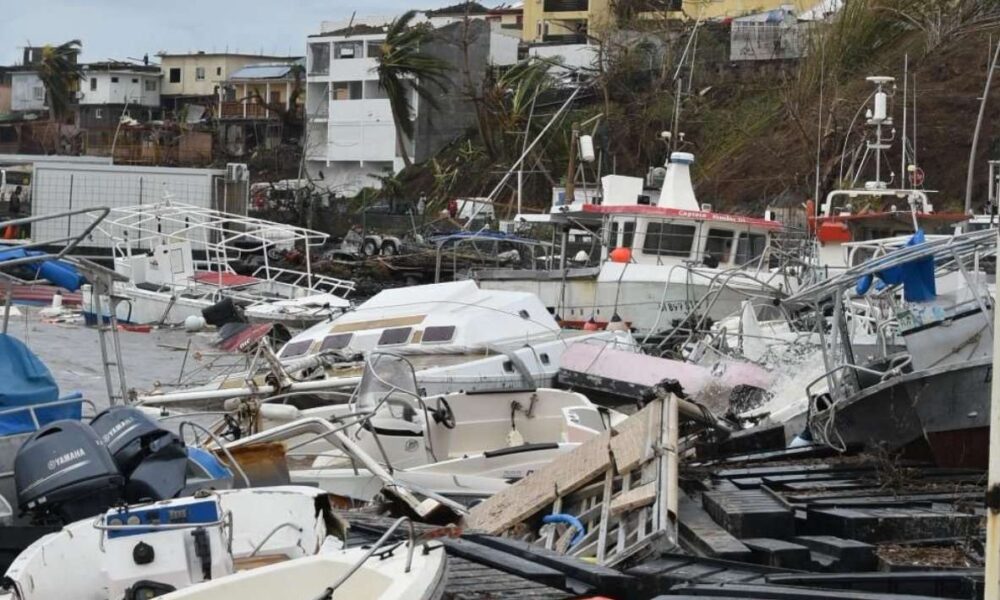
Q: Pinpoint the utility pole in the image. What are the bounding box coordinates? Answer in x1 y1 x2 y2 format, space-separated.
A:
986 227 1000 600
965 41 1000 213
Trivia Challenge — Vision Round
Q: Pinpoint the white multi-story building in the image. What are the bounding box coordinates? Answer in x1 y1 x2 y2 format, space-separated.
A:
305 16 518 195
78 63 162 127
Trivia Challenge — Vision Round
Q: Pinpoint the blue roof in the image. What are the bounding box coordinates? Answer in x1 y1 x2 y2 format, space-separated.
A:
229 61 300 80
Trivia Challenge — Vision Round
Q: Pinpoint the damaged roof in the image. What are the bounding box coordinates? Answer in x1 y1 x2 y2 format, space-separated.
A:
228 59 304 80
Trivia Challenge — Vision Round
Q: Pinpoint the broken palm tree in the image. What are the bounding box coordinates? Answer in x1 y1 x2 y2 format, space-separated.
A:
464 384 680 567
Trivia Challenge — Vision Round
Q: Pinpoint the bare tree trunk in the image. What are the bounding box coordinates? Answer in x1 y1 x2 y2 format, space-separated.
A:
393 111 413 169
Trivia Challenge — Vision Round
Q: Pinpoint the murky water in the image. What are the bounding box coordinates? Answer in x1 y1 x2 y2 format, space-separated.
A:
6 307 228 409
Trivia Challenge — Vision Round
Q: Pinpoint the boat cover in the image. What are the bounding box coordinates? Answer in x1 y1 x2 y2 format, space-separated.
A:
0 333 78 435
0 247 86 292
855 229 936 302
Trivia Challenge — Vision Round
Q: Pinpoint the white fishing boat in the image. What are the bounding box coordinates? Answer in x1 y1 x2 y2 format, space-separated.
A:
0 487 446 600
469 151 789 335
137 280 638 411
81 200 355 328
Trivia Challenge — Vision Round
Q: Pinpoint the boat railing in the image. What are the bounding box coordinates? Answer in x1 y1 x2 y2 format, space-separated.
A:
317 516 421 598
249 265 355 297
0 206 111 267
0 397 97 433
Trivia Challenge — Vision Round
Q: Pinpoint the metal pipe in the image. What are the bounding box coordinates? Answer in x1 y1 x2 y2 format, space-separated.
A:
249 522 303 557
317 517 418 599
966 41 1000 213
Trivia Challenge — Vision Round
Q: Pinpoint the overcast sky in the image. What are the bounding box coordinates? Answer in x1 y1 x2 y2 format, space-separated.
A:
1 0 453 65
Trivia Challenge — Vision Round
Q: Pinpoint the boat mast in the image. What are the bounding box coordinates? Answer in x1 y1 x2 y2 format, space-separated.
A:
965 41 1000 214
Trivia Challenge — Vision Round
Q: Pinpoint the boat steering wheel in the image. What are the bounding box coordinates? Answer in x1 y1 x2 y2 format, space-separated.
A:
434 398 456 429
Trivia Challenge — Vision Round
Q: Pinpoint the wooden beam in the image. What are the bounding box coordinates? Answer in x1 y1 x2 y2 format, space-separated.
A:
609 483 657 517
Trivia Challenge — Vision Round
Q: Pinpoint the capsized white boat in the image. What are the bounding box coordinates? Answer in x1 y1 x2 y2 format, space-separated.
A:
137 280 638 410
82 200 355 328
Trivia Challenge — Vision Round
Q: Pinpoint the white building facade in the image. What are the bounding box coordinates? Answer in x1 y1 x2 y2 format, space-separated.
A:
80 67 161 109
305 28 404 194
10 71 47 113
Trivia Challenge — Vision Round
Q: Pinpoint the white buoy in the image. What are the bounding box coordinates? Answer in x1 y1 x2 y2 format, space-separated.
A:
184 315 206 332
38 293 64 318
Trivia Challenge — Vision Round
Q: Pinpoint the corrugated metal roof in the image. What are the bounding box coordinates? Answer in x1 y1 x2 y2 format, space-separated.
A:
228 63 296 80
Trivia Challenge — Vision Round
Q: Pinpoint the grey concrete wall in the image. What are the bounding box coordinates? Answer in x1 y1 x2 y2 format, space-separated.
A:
413 19 490 164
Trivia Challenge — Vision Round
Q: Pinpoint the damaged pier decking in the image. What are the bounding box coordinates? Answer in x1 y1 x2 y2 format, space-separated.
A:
335 397 990 599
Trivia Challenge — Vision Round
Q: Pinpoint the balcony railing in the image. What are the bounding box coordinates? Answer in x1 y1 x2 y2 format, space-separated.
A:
543 0 587 11
220 102 272 119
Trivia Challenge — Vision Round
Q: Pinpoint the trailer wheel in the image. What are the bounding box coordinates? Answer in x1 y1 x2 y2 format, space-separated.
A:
380 240 399 256
361 238 379 257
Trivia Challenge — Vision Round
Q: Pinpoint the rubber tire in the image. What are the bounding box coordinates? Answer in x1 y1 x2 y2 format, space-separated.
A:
380 240 399 256
361 238 379 257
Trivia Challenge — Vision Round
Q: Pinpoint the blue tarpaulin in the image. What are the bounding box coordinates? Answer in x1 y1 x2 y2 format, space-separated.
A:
856 229 937 302
0 333 80 435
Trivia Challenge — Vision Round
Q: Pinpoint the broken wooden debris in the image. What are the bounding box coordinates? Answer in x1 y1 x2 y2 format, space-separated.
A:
464 395 679 567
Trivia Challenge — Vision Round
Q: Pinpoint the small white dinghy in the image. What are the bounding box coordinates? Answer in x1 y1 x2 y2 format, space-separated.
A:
0 486 443 600
159 517 445 600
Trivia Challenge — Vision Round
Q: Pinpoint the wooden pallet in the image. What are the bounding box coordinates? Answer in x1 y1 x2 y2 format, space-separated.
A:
465 393 680 567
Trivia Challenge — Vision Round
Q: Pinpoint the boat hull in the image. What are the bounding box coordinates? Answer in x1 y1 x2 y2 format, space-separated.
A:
814 358 992 468
474 268 750 334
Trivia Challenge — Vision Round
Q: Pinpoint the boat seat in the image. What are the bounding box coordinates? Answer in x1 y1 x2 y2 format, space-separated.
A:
135 282 170 293
233 553 291 571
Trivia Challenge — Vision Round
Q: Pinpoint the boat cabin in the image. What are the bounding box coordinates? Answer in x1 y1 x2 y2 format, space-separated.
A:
539 152 781 270
811 189 968 269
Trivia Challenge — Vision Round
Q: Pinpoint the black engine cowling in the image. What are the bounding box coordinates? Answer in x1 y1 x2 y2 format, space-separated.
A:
90 407 189 503
14 420 123 524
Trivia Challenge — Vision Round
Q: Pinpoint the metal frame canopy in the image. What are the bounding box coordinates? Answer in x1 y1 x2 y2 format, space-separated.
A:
784 228 998 306
92 200 329 254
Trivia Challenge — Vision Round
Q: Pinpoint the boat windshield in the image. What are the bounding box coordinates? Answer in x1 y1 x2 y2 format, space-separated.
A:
355 353 421 421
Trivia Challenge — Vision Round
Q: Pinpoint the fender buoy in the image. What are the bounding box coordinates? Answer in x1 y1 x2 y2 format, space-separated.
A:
609 247 632 263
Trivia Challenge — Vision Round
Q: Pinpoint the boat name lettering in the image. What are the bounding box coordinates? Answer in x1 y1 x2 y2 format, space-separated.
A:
47 448 86 471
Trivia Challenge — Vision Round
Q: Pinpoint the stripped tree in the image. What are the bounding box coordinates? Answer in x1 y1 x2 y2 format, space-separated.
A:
37 39 83 152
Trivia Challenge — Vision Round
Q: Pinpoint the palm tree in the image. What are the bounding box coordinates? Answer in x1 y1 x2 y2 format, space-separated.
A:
37 40 83 152
375 11 449 168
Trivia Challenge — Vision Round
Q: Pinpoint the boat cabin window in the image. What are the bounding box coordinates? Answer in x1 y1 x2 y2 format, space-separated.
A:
704 229 736 265
735 233 767 264
320 333 353 351
642 222 696 257
378 327 412 346
280 340 313 358
422 325 456 344
610 220 635 249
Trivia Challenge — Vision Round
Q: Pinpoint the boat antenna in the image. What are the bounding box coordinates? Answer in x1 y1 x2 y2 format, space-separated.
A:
965 39 1000 214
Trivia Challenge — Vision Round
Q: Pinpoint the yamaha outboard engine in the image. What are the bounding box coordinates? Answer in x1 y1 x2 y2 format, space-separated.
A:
14 420 124 524
90 406 189 503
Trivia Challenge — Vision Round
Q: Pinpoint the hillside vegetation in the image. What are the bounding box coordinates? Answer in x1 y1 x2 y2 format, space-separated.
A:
373 0 1000 217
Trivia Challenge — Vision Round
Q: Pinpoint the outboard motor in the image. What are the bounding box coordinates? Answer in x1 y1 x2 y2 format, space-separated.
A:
91 406 189 503
14 420 123 524
202 297 245 327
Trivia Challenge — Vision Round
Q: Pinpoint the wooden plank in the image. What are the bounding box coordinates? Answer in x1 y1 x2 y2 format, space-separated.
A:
466 428 613 533
609 482 657 517
595 470 614 563
441 538 567 589
609 399 662 472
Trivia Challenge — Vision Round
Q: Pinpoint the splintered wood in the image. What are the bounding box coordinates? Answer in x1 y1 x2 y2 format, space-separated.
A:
464 396 678 566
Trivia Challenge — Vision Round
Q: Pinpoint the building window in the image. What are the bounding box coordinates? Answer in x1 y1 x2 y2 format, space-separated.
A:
32 87 44 101
90 78 97 91
111 76 119 83
366 41 384 59
95 108 103 119
169 68 181 83
309 43 330 75
331 81 362 100
334 41 363 59
144 79 157 92
195 67 206 81
216 66 222 76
